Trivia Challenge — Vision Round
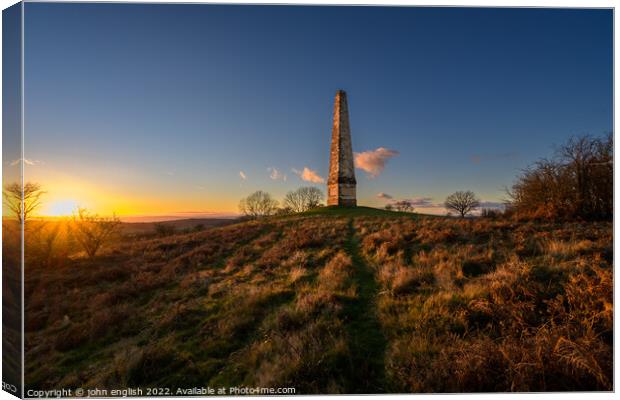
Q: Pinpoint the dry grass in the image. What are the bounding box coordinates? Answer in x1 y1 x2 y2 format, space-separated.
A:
355 217 612 392
23 212 612 393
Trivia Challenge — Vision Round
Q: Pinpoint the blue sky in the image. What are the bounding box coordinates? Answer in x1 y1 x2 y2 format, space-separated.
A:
21 4 612 216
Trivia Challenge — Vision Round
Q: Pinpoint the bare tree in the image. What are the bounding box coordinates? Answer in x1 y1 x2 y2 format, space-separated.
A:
283 187 324 213
444 191 480 218
239 191 279 218
3 182 45 223
283 190 305 213
509 133 612 220
298 187 324 210
70 208 121 258
392 200 415 212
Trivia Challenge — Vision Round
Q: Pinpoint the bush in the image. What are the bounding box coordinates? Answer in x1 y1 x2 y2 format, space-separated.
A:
509 134 612 221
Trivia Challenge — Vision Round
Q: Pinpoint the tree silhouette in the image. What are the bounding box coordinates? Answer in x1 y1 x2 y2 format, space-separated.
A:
70 208 121 258
444 191 480 218
509 133 612 220
3 182 45 223
392 200 415 212
283 187 324 213
239 191 279 218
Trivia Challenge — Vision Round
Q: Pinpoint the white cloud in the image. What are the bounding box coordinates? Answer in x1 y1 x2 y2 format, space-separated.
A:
377 192 393 200
267 167 287 181
409 197 437 208
292 167 325 184
10 158 42 167
354 147 399 178
239 171 247 180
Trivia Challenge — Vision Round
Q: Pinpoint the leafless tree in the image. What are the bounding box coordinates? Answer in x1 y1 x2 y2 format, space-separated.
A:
444 191 480 218
283 187 324 213
299 187 323 209
239 191 279 218
509 133 612 220
3 182 45 223
70 208 121 258
392 200 415 212
283 190 305 213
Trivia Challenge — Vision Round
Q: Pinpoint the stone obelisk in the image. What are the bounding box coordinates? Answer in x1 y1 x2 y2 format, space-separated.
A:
327 90 357 207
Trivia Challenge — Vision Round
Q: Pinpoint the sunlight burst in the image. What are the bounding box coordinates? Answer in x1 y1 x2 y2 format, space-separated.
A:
46 199 78 216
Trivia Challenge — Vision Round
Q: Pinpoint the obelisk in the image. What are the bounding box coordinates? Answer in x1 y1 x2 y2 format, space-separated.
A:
327 90 357 207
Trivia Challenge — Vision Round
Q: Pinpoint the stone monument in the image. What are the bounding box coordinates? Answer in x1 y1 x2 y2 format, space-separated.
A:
327 90 357 207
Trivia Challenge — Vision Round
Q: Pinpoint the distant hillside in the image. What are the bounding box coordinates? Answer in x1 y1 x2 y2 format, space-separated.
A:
120 217 239 235
24 208 612 393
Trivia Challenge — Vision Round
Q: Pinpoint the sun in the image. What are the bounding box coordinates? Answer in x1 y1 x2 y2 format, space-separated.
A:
45 199 79 217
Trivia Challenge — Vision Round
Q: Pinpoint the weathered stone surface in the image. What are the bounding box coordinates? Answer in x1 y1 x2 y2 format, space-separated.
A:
327 90 357 207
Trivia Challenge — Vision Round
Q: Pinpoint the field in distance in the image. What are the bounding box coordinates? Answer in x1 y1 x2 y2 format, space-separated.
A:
22 207 612 393
119 217 238 236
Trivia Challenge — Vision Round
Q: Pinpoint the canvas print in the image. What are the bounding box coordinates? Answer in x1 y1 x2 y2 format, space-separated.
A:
2 2 614 397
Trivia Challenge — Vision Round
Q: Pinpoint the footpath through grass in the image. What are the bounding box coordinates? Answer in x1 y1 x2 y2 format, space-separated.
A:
341 219 387 393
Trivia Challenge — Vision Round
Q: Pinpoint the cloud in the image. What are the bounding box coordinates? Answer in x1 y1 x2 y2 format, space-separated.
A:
267 167 287 181
408 197 438 208
388 196 443 209
239 171 247 180
292 167 325 184
377 192 393 200
354 147 399 178
165 171 175 176
479 201 505 210
9 158 42 167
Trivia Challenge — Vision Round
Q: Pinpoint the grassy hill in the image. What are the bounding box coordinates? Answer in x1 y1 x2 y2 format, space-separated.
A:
24 208 613 393
119 217 238 236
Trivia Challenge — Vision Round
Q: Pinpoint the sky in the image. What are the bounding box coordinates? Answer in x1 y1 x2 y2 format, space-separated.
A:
15 4 613 217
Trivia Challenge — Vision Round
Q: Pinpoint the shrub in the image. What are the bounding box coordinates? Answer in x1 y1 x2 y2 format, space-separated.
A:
508 134 612 221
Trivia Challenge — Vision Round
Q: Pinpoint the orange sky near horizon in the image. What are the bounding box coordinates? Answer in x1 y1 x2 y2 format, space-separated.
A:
10 157 456 219
15 167 243 218
35 180 241 217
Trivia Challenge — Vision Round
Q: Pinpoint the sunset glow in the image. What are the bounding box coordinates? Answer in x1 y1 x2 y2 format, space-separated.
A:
18 4 611 219
45 199 78 217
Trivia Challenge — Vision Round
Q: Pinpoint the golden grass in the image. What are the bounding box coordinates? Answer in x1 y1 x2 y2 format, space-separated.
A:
356 217 612 392
22 214 612 392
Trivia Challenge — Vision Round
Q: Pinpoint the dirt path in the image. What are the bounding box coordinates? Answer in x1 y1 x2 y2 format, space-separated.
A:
342 219 387 393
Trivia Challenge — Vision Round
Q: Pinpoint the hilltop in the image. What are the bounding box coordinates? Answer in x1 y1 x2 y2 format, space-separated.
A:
298 205 431 218
23 208 612 392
